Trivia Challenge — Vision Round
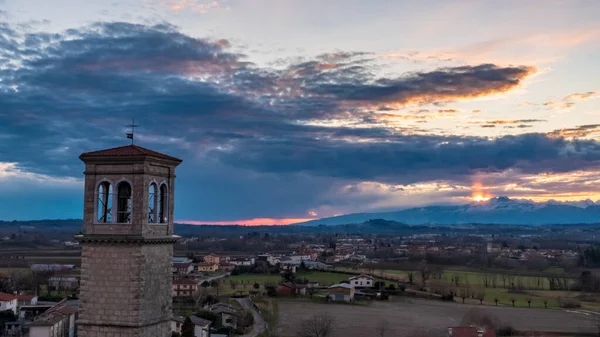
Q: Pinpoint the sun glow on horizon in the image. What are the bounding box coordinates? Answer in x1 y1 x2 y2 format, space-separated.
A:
176 217 315 226
473 194 491 202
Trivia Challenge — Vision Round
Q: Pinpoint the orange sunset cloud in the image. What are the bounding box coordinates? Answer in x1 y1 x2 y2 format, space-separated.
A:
178 217 316 226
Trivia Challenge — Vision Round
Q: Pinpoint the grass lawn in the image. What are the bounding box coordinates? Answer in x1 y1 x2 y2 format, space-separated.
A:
373 268 570 291
480 288 560 308
0 267 30 275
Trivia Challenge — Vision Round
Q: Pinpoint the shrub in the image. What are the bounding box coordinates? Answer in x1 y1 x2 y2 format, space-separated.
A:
558 297 581 308
496 325 518 336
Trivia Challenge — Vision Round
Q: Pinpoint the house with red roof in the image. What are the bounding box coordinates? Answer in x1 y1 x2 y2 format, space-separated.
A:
16 293 38 307
172 278 198 297
0 292 17 314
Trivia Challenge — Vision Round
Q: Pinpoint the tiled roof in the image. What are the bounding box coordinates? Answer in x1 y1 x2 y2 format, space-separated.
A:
16 294 35 301
172 315 212 327
80 145 182 162
0 292 16 301
448 327 481 337
173 279 198 285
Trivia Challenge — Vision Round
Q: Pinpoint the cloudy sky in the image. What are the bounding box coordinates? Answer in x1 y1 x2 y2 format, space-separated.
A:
1 0 599 224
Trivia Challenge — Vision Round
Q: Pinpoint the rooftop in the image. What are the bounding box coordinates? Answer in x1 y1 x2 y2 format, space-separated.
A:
173 279 198 285
0 292 16 301
79 145 182 163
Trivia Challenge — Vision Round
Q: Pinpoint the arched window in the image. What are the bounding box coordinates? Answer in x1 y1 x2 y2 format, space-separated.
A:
159 184 168 223
116 182 132 223
148 183 157 223
97 182 112 223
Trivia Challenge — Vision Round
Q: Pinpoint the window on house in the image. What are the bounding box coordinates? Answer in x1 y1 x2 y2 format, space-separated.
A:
117 182 132 223
158 184 168 223
148 183 157 223
97 182 112 223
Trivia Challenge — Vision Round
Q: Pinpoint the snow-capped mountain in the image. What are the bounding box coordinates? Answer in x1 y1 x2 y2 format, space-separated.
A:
295 196 600 226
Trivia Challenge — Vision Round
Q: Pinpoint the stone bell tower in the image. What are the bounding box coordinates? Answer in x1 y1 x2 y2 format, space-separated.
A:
75 144 182 337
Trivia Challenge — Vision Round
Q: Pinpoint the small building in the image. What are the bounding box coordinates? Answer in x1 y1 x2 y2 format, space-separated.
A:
348 274 374 288
229 257 255 266
16 293 38 307
276 283 306 296
48 277 79 290
208 303 240 329
172 279 198 297
218 262 235 271
30 264 76 273
0 292 17 314
197 263 219 272
327 284 355 302
171 315 211 337
28 301 79 337
173 262 194 274
203 253 220 264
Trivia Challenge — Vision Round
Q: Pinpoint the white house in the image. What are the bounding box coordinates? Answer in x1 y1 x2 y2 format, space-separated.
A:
348 274 374 288
229 257 255 266
0 292 17 314
171 315 211 337
289 254 312 262
28 302 78 337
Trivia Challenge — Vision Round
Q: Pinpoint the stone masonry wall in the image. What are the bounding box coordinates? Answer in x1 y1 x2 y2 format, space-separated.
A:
78 243 173 337
139 244 174 325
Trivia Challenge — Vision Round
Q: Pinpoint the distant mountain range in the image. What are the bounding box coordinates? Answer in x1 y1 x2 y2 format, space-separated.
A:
295 196 600 226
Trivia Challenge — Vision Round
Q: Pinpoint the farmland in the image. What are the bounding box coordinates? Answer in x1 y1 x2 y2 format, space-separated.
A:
334 266 587 309
275 298 600 337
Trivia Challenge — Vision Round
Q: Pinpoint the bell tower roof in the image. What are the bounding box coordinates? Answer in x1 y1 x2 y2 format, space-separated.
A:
79 144 182 164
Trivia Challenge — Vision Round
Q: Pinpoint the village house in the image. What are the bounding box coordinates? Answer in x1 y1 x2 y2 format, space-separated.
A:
229 257 255 266
0 292 17 314
218 262 235 271
348 274 374 288
48 277 79 291
28 300 79 337
171 315 211 337
30 264 76 273
276 283 307 296
208 303 240 329
197 262 219 272
173 262 194 274
16 293 38 307
172 279 198 297
327 283 355 302
203 253 220 264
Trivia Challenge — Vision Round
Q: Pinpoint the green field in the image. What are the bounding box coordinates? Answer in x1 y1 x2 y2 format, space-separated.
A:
338 266 589 309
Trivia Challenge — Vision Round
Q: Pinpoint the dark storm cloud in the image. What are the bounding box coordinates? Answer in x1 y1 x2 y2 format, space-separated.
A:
212 133 600 184
308 64 535 106
0 20 596 192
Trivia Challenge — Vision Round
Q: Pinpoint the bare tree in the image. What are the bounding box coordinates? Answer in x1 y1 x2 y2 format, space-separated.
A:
298 313 336 337
418 260 431 287
376 319 390 337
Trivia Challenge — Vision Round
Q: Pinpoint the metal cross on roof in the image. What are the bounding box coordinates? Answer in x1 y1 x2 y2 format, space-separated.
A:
125 118 140 145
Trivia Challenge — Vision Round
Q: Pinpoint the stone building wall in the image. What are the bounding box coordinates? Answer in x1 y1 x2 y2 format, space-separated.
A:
78 243 173 337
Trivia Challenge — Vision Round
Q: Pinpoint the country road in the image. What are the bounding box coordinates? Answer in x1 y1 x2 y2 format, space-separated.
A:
235 297 267 337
